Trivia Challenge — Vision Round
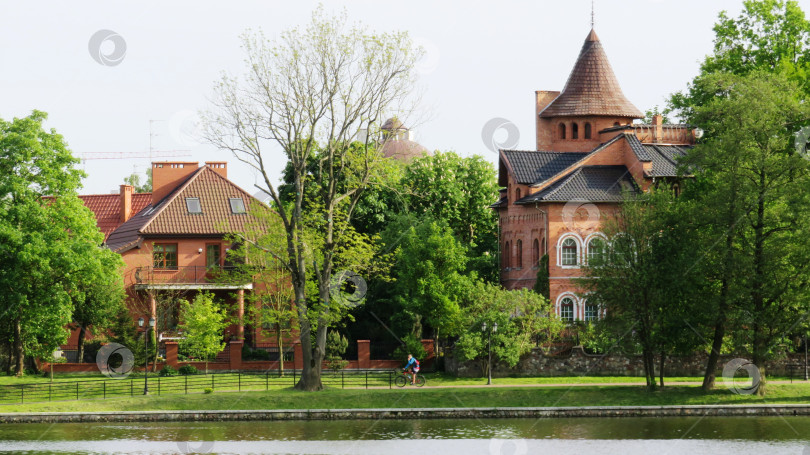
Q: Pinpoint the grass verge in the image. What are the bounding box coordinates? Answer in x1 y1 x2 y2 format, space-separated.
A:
2 382 810 414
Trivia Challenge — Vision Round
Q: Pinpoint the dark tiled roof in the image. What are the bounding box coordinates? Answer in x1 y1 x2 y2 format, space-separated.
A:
644 144 690 177
379 139 430 161
625 133 652 162
517 165 638 203
490 196 507 208
79 193 152 240
540 29 643 118
501 151 588 184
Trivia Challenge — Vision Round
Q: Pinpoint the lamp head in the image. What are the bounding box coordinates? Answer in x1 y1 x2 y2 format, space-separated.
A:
138 317 144 328
148 317 156 328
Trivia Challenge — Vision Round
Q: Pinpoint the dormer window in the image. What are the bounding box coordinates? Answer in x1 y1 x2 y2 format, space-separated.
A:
559 123 566 139
229 197 247 214
572 122 579 139
584 123 592 139
186 197 202 214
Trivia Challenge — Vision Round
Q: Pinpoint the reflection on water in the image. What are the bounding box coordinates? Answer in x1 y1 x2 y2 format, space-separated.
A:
0 417 808 454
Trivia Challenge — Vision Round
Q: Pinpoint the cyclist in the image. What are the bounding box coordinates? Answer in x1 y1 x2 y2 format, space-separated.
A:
403 353 420 385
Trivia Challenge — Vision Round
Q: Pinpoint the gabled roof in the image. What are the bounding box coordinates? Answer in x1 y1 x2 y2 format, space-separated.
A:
540 29 643 118
105 166 263 253
516 165 638 203
644 144 690 177
79 193 152 240
500 151 588 185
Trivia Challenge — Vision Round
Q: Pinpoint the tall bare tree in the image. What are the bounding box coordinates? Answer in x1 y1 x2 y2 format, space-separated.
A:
203 7 421 390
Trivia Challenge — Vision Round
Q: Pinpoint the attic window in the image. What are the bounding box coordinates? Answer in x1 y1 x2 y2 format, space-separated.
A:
186 197 202 214
229 198 246 214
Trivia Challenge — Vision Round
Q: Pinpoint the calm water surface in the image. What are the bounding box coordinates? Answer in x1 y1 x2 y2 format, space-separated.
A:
0 417 808 454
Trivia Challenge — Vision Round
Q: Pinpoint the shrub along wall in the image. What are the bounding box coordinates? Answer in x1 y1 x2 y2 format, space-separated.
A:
445 346 809 378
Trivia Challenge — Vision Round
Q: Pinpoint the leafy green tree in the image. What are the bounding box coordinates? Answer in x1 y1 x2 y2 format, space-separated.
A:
385 216 470 353
70 246 127 363
455 282 562 378
533 254 550 299
579 189 708 391
325 330 349 371
123 168 152 193
178 293 228 374
681 71 810 395
402 152 499 282
204 7 420 390
670 0 810 119
0 111 98 376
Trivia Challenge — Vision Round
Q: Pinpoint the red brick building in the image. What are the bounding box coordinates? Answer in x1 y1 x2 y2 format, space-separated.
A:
68 161 277 361
494 29 697 322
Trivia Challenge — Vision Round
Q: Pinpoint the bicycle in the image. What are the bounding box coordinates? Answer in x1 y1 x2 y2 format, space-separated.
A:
394 369 425 387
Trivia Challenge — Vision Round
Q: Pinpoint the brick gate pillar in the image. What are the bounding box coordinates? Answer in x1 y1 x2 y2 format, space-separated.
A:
357 340 370 369
164 341 178 367
236 289 245 340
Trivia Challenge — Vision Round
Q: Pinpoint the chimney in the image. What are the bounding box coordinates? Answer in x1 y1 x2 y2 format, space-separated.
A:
535 90 560 150
652 114 663 143
151 161 199 205
119 184 133 223
205 161 227 179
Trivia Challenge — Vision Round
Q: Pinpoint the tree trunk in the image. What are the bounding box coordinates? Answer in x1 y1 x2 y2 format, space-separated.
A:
77 325 87 363
276 323 284 377
14 318 24 377
294 285 325 391
755 364 766 396
659 352 665 387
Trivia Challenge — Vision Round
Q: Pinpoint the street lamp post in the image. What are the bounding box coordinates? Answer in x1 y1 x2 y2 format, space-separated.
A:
139 317 156 395
482 322 498 385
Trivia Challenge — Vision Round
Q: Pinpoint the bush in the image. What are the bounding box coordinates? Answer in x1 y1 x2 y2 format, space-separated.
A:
203 387 213 394
158 365 177 377
241 345 271 361
392 334 427 361
178 365 198 375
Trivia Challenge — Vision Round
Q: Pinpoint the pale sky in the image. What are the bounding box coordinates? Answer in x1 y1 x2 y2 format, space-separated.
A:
1 0 797 195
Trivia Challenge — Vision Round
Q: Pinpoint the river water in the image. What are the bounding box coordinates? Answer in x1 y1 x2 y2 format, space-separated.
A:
0 417 808 454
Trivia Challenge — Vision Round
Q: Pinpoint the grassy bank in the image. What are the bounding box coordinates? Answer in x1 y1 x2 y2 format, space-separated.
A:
2 382 810 414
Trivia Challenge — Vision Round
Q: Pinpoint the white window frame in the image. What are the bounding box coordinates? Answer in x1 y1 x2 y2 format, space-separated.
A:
584 233 609 266
556 292 580 322
556 234 583 269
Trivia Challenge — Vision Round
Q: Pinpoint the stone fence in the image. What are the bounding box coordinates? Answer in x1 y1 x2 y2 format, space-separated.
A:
445 346 808 378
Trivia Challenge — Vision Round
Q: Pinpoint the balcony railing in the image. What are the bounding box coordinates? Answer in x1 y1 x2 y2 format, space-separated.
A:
134 265 246 286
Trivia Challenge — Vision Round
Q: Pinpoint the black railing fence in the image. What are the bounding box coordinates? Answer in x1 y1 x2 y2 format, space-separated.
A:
0 370 398 405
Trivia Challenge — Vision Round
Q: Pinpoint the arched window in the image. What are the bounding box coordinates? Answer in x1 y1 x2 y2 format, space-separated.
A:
584 300 599 322
541 237 546 256
559 297 575 322
516 188 521 201
516 240 523 269
613 122 620 127
612 234 634 266
561 237 578 266
584 122 592 139
503 241 511 269
572 122 579 139
587 237 607 265
559 123 566 139
532 239 540 266
673 183 681 197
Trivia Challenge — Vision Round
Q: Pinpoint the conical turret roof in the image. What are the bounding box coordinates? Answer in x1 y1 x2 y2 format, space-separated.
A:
540 29 642 118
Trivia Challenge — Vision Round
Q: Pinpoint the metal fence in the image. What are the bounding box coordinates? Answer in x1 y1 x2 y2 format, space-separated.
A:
0 370 399 405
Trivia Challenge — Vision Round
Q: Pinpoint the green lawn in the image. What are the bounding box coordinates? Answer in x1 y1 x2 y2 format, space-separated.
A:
2 382 810 414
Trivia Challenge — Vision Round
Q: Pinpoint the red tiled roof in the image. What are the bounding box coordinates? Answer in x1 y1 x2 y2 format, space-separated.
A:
79 193 152 240
142 166 257 235
105 166 266 252
540 29 643 118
